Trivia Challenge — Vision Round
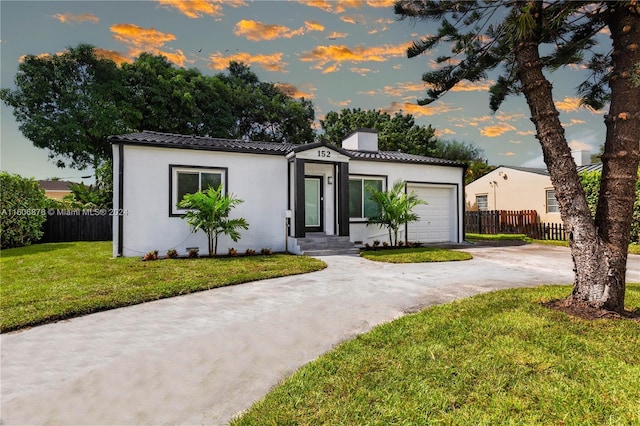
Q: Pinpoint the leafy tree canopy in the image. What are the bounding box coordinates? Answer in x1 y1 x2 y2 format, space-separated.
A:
0 44 132 170
319 108 439 155
219 62 315 144
1 47 316 172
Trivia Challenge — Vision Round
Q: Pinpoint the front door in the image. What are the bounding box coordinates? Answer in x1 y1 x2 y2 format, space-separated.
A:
305 176 323 232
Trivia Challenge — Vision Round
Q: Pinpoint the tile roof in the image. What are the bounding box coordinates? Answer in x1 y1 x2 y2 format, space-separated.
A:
345 149 464 166
501 163 603 176
577 163 603 173
110 130 293 155
110 131 465 167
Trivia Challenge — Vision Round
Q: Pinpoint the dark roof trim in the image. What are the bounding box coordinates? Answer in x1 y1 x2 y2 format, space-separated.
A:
109 130 465 167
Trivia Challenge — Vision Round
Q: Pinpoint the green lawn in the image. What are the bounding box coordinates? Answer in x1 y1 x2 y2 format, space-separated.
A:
232 285 640 426
466 233 640 255
360 247 472 263
0 242 326 332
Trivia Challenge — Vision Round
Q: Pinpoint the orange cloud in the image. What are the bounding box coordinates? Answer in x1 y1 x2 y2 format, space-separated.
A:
502 152 516 156
327 31 348 39
383 101 462 117
208 51 288 72
300 0 394 13
329 98 351 107
300 42 411 73
480 123 516 137
95 48 131 65
157 0 223 17
111 23 175 48
305 21 325 32
451 80 493 92
555 97 582 112
435 128 456 137
234 20 304 41
156 0 247 18
110 23 189 66
53 13 99 24
340 15 358 24
274 82 316 99
350 67 375 76
234 19 322 41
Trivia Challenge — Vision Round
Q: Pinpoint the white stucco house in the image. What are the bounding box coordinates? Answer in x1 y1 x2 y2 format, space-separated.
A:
110 129 466 257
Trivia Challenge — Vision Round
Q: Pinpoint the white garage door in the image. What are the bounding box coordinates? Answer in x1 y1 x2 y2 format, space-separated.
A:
407 185 455 243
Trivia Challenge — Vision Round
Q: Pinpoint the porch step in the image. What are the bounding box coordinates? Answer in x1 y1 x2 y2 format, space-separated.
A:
302 248 361 257
296 233 360 256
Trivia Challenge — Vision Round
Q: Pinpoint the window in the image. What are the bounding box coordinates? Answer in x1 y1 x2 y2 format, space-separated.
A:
476 195 488 211
349 177 384 219
170 166 226 215
546 189 559 213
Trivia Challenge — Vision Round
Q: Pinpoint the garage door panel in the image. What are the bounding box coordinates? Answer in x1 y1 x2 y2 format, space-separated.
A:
407 186 454 243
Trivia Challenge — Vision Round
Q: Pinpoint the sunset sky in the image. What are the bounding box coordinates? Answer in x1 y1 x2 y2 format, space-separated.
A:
1 0 608 181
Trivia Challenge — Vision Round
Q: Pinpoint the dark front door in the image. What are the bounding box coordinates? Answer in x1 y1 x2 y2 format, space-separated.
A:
304 176 323 232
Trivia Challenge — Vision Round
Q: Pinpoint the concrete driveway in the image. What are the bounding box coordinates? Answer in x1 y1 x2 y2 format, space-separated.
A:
2 244 640 425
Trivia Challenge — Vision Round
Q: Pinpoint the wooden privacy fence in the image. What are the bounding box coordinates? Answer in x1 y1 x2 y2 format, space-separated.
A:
527 222 567 241
465 210 567 241
39 210 112 243
465 210 538 235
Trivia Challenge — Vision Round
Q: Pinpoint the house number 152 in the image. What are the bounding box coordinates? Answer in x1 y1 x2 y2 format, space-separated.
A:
317 150 331 158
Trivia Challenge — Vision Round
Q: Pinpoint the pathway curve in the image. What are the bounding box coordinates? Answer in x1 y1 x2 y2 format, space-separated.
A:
2 245 639 425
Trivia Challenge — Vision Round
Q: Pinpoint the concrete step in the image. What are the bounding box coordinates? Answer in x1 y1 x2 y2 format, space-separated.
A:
302 247 361 256
295 233 359 256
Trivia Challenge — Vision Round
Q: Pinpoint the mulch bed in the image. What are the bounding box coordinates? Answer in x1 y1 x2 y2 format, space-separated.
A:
543 299 640 322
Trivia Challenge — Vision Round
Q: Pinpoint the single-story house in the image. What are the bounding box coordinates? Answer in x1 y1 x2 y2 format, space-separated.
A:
465 153 602 224
110 129 466 257
38 180 74 200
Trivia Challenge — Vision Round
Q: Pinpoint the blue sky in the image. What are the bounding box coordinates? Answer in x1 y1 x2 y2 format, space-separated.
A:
1 0 607 182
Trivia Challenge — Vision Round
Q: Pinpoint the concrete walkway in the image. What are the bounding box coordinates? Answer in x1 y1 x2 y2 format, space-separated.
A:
2 245 640 425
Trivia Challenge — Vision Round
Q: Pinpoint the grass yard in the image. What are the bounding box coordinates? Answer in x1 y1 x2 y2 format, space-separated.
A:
0 241 326 332
232 284 640 426
360 247 472 263
466 233 640 255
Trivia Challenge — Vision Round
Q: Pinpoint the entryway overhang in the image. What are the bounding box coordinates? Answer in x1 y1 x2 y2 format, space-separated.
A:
287 143 351 239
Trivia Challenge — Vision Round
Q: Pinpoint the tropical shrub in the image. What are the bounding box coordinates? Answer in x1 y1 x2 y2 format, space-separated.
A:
0 172 47 248
178 186 249 256
366 179 427 246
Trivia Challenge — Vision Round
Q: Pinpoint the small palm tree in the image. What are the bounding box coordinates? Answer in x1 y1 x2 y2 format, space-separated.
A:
366 179 427 246
178 185 249 256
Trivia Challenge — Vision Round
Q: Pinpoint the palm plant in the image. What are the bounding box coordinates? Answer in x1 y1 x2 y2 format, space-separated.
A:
366 179 427 246
177 185 249 256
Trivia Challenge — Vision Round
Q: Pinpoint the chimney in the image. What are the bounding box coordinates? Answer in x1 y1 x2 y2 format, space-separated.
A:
341 128 378 152
571 150 591 166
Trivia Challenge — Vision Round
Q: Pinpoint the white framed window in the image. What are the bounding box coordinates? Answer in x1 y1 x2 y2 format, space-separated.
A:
170 165 227 216
546 189 559 213
476 194 488 211
349 176 385 219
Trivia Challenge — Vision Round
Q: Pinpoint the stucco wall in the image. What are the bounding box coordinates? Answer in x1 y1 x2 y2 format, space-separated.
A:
348 160 464 244
465 167 562 223
114 145 288 257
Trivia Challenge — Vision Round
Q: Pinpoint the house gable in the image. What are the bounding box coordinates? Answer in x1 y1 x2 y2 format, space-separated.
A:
287 142 350 163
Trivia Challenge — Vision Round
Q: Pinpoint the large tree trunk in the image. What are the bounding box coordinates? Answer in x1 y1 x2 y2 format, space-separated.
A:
514 1 639 313
589 4 640 311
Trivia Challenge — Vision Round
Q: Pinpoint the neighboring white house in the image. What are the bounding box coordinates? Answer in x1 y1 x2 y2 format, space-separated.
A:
465 153 602 224
110 129 466 257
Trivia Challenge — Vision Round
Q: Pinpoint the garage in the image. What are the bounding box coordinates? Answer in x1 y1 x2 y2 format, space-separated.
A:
407 184 457 243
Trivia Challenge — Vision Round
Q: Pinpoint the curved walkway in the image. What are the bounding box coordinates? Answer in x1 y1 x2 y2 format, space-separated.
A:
2 245 639 425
